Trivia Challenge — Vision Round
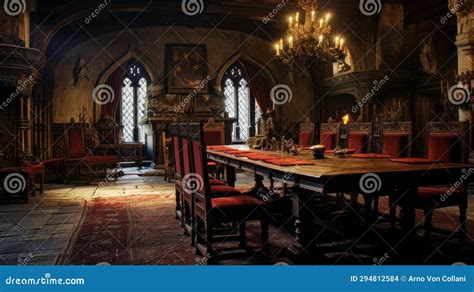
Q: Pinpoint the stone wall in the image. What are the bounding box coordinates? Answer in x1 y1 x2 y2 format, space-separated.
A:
50 26 314 131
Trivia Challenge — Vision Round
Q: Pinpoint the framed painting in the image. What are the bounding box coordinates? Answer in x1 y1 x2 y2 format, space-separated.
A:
165 44 209 94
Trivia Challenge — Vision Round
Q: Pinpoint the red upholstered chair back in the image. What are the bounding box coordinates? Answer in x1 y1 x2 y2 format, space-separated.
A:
426 122 468 163
319 123 341 150
380 122 412 157
170 124 183 179
346 123 373 154
299 121 315 147
64 124 86 158
204 119 225 146
187 123 212 209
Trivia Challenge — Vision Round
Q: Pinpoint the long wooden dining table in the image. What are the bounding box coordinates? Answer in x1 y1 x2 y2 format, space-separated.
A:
207 145 472 261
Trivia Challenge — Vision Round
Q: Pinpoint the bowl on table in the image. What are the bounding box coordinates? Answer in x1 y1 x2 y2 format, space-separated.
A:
310 145 326 159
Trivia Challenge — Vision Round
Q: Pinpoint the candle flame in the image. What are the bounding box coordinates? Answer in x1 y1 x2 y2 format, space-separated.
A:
342 114 350 125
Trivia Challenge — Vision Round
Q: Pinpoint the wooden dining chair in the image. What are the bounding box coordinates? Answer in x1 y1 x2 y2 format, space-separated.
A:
319 122 341 150
416 121 469 238
299 119 315 147
204 118 225 179
188 123 269 260
177 123 229 245
63 124 118 184
380 122 413 158
346 123 373 153
170 124 183 221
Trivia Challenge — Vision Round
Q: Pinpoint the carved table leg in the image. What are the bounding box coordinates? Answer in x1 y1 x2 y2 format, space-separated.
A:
287 188 316 263
224 164 236 187
399 184 417 235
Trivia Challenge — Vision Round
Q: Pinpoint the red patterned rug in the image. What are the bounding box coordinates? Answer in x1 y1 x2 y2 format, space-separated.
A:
57 194 197 265
56 193 473 265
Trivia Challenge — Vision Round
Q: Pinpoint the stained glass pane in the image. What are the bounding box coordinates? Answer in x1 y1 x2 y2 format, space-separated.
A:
224 79 235 118
238 79 250 141
137 78 147 143
121 78 134 143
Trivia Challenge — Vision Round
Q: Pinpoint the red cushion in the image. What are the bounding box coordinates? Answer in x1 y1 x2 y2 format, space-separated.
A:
320 132 336 150
192 140 206 193
299 131 313 147
68 128 85 155
418 186 464 198
66 155 117 164
211 195 262 208
204 130 223 146
41 159 64 167
391 158 436 164
182 138 191 175
209 178 226 185
1 166 44 176
210 185 242 197
352 153 391 158
348 133 368 153
428 134 458 163
207 161 217 167
382 134 406 157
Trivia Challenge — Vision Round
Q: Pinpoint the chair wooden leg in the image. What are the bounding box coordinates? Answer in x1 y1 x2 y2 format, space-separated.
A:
423 208 433 238
175 189 181 220
239 222 247 249
205 222 214 258
260 218 269 248
389 195 397 230
39 171 44 194
459 203 468 240
190 201 196 247
31 176 36 197
373 196 379 221
195 216 203 255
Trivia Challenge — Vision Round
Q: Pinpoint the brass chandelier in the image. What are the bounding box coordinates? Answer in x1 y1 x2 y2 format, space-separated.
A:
275 0 346 65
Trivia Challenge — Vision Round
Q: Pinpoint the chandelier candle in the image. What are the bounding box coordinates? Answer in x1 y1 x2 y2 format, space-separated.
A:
275 0 347 65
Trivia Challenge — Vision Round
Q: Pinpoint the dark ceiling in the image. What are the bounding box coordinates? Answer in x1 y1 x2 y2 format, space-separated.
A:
31 0 451 61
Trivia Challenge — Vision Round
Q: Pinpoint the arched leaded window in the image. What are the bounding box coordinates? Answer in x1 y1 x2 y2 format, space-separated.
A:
222 62 261 142
121 62 149 143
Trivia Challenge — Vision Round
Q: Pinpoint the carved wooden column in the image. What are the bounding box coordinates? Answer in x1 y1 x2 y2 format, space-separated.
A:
450 0 474 149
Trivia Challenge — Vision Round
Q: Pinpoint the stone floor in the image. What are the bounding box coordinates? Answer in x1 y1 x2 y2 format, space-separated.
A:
0 168 257 265
0 167 472 265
